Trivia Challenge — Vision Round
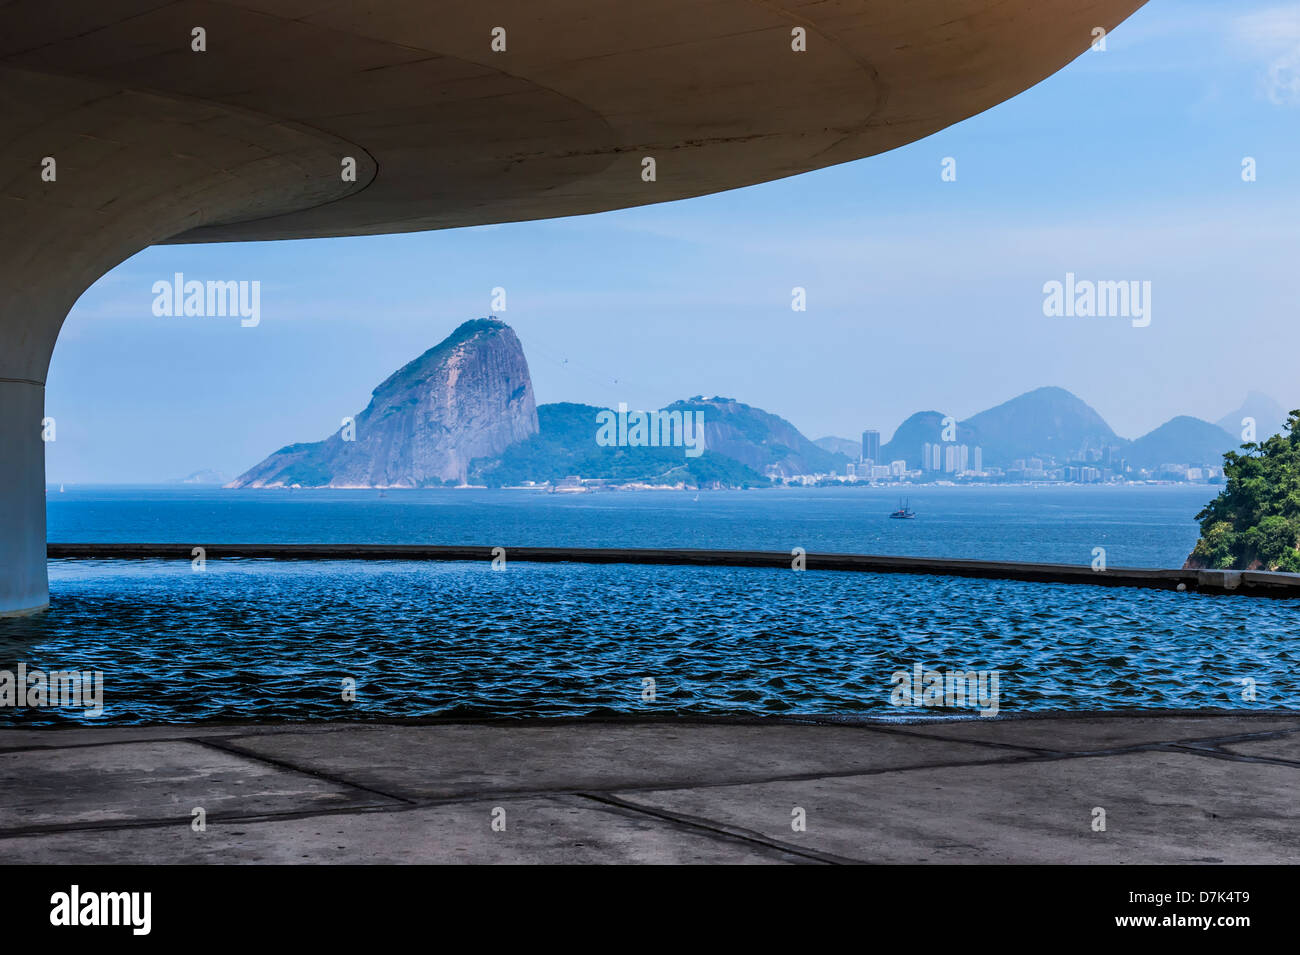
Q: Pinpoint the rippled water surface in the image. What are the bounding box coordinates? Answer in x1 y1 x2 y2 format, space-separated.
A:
2 559 1295 726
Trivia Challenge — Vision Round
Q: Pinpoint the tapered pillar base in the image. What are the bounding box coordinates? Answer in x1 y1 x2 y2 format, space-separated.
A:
0 603 48 617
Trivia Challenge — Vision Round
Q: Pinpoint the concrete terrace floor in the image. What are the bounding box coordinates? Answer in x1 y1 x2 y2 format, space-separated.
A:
1 713 1297 864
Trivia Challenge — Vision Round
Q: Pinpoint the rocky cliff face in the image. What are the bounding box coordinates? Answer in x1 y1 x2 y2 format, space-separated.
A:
230 319 538 487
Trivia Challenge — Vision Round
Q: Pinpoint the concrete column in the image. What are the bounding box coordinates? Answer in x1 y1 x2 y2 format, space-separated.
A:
0 66 371 615
0 380 47 615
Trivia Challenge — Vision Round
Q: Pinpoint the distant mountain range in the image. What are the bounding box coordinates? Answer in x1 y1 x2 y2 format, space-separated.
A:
873 386 1237 471
867 386 1269 472
230 318 1288 488
875 387 1123 469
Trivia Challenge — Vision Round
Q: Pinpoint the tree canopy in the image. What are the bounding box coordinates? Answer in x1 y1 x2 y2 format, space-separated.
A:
1189 411 1300 572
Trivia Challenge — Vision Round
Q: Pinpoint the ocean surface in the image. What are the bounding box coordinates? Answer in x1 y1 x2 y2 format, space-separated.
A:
49 484 1216 567
4 484 1295 726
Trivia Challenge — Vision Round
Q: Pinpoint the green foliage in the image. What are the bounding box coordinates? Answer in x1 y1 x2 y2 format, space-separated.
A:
677 453 770 488
668 397 847 473
1190 411 1300 571
468 402 769 488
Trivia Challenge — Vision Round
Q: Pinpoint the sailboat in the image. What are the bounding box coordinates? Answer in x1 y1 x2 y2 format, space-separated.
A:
888 497 915 519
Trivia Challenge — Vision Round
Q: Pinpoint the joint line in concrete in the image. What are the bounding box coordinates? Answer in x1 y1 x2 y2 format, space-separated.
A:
192 736 419 806
575 791 857 865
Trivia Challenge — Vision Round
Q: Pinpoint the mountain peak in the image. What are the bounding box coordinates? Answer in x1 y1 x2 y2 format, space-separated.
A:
230 318 538 488
1128 416 1235 470
1216 391 1287 439
879 388 1116 470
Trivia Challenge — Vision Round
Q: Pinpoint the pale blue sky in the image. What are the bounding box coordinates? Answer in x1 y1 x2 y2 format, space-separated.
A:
47 0 1300 483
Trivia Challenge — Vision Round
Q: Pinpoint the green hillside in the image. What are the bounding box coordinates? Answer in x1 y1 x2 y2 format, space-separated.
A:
468 402 769 487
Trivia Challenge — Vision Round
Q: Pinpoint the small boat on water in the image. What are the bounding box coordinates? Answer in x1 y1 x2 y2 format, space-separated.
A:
889 498 915 519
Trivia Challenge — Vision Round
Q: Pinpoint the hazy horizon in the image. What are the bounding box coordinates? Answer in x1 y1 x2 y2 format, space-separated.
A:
45 0 1300 483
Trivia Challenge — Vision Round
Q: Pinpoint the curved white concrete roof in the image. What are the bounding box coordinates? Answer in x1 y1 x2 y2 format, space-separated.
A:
4 0 1147 246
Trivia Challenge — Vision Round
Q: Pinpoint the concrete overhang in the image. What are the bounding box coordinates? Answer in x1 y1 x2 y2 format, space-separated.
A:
4 0 1147 244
